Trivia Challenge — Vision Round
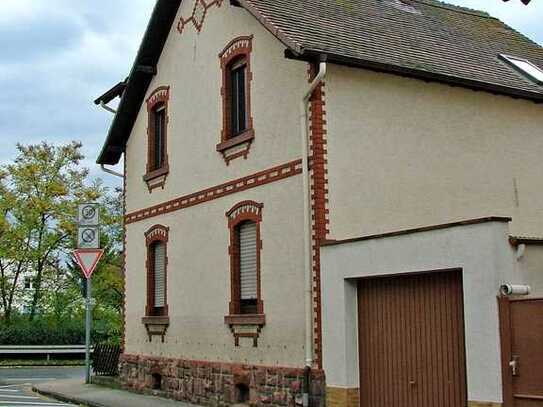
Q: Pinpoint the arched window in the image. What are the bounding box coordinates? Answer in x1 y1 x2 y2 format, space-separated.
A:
217 36 255 164
150 102 166 171
236 220 258 314
227 56 248 138
226 201 263 316
149 241 166 314
144 87 170 190
145 225 169 317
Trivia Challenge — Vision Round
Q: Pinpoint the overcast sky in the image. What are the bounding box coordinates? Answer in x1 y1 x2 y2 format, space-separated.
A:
0 0 542 185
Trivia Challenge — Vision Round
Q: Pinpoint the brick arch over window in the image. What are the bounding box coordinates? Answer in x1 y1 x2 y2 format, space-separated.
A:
226 201 263 316
216 36 255 165
144 86 170 191
144 224 169 317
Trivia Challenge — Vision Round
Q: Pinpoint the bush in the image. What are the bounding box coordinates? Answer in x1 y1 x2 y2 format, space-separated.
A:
0 315 119 345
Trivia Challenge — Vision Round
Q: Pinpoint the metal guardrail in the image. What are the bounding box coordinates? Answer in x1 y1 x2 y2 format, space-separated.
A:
0 345 92 361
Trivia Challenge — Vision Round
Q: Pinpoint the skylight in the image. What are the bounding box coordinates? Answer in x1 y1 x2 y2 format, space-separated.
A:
500 54 543 85
385 0 422 15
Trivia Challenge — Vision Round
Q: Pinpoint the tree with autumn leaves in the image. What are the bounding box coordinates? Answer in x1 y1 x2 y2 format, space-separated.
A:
0 142 123 344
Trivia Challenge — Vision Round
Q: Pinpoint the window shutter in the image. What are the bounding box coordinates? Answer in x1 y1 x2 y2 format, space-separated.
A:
239 222 257 300
153 242 166 308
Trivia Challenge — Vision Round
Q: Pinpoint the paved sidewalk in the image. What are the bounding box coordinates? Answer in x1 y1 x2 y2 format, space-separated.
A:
33 378 196 407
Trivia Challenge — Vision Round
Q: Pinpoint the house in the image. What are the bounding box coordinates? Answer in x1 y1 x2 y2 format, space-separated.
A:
95 0 543 406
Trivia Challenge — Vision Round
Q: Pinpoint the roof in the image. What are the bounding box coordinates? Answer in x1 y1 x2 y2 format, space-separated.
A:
244 0 543 97
97 0 543 165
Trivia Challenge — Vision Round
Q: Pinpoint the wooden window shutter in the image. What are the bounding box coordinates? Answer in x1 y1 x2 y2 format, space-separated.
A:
153 242 166 308
238 221 257 301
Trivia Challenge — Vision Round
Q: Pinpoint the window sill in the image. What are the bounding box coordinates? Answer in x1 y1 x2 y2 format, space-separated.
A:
216 129 254 153
143 165 169 192
224 314 265 326
143 165 169 182
142 316 170 342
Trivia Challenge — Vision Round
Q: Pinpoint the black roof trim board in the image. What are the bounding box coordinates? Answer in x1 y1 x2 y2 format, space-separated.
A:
286 49 543 103
97 0 543 165
94 81 127 105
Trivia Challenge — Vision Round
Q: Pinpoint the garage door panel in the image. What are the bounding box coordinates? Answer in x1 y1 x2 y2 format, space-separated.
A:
358 270 467 407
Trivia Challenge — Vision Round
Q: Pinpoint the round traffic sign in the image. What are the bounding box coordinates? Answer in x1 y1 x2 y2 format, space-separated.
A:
81 228 96 243
82 206 97 220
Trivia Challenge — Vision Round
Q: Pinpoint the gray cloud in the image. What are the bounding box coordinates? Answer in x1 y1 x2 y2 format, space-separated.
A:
0 0 155 184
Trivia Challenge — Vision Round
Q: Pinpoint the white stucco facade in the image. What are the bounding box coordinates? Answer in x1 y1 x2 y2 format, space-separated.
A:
116 1 543 402
122 1 310 368
125 0 308 214
325 64 543 241
321 219 543 404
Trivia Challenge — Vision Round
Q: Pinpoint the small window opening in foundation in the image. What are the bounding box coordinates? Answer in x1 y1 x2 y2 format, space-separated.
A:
236 383 250 403
152 373 162 390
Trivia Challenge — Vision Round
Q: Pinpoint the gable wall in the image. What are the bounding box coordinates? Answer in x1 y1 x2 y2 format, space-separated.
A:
125 0 308 213
325 64 543 240
122 0 310 367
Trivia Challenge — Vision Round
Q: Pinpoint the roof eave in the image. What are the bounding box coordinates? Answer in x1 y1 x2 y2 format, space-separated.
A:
94 81 127 105
287 49 543 104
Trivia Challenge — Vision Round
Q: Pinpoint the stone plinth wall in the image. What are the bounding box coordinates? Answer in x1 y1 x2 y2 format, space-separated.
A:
119 354 325 407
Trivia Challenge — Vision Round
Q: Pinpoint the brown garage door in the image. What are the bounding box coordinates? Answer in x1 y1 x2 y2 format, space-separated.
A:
358 270 467 407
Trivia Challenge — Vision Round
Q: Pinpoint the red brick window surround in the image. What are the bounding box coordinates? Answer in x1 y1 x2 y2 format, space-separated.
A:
144 86 170 191
225 201 264 318
217 36 255 164
144 225 170 318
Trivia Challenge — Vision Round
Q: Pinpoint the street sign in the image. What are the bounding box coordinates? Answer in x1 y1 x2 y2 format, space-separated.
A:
77 203 100 249
78 203 100 226
78 226 100 249
74 249 104 279
75 203 102 385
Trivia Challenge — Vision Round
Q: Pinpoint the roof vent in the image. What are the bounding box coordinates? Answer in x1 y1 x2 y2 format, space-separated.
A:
499 54 543 85
385 0 422 15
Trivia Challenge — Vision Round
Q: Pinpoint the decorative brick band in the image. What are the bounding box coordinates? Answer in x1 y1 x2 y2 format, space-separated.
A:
177 0 224 35
125 159 302 224
119 354 326 407
121 159 128 352
308 63 329 369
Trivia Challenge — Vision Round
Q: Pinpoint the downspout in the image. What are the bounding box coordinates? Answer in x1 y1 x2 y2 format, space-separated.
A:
100 164 124 179
300 58 326 407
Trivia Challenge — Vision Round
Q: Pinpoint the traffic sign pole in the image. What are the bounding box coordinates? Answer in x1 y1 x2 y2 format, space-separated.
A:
85 277 92 384
74 249 103 385
76 203 102 385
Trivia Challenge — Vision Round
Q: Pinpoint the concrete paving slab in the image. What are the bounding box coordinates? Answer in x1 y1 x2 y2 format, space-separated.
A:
33 378 197 407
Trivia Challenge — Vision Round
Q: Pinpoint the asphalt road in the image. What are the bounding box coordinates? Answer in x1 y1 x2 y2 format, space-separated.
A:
0 366 84 407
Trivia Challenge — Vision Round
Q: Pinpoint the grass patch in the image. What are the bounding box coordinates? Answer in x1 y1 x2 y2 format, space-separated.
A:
0 358 84 367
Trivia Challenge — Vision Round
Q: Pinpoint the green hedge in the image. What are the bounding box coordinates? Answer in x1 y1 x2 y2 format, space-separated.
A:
0 317 119 346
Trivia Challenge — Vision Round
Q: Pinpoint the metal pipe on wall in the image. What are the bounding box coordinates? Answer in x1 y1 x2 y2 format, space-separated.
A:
299 58 326 407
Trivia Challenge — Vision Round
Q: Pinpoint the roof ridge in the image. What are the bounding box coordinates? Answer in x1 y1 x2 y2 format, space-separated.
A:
492 17 543 48
410 0 491 18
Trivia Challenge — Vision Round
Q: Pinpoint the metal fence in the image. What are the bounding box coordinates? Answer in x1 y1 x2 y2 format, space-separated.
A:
91 344 121 376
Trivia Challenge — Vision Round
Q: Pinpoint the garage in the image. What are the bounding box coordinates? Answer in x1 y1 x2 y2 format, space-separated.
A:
358 270 467 407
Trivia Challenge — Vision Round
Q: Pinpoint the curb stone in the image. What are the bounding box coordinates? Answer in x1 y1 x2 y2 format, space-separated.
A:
33 386 107 407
